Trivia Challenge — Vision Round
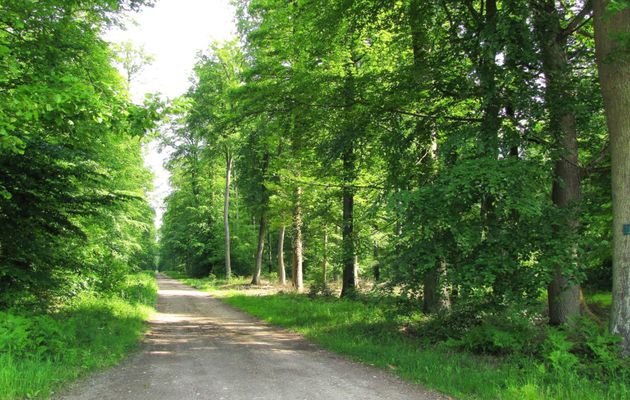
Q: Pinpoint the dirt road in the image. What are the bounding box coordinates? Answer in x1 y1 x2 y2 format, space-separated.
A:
57 275 445 400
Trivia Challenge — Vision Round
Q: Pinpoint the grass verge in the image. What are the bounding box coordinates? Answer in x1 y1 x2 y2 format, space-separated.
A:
167 273 629 400
0 272 157 399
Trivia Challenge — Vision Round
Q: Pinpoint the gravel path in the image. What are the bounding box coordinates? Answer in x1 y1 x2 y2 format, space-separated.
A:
57 275 446 400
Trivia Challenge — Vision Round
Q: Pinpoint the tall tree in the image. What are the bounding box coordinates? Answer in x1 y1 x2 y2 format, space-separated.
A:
593 0 630 354
532 0 592 325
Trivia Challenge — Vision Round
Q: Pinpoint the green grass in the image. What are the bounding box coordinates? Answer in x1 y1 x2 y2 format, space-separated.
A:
222 294 630 400
0 272 157 399
161 271 250 293
165 273 628 400
585 291 613 308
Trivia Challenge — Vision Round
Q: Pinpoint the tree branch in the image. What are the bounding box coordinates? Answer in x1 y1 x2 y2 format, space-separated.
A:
581 142 610 178
561 0 593 39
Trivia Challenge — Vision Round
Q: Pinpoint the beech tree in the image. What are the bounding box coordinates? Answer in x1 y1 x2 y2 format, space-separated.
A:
0 0 157 306
157 0 626 359
593 0 630 354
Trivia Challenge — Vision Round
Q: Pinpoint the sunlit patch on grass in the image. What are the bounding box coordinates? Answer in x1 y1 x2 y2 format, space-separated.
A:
0 272 157 400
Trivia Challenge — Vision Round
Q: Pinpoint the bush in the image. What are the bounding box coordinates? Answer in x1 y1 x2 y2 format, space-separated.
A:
406 300 489 343
542 319 630 382
447 309 541 355
307 278 335 298
0 272 157 399
0 313 31 357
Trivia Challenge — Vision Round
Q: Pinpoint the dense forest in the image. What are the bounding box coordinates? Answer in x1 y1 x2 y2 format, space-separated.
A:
159 0 630 354
1 0 630 398
0 0 158 307
0 2 160 397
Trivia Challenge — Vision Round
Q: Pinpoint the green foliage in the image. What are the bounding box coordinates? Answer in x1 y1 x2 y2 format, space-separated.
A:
390 158 555 308
543 328 581 374
543 319 630 381
451 312 539 356
0 272 156 400
220 290 629 400
0 0 158 308
307 277 335 298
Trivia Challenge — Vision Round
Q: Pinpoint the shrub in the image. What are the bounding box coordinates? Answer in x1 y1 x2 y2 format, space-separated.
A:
449 310 540 355
542 319 630 382
308 278 335 298
0 272 157 399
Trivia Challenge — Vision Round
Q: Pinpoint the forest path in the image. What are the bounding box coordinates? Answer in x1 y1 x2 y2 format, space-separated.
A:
57 275 445 400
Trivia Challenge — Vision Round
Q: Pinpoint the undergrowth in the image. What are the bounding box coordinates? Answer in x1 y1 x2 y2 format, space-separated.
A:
223 293 629 399
164 272 629 399
0 272 157 399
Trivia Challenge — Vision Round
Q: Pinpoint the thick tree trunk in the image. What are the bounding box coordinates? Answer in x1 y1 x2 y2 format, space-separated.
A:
593 0 630 354
549 142 582 325
423 260 450 314
292 187 304 292
251 212 267 285
224 152 232 279
533 0 584 325
278 226 286 285
373 243 380 282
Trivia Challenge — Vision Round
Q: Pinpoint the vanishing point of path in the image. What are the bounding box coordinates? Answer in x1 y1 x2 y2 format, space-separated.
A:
58 275 446 400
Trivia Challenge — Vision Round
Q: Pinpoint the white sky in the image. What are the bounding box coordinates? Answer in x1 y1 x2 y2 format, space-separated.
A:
103 0 236 228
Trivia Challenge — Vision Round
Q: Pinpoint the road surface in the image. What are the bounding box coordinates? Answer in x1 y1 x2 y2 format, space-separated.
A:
57 275 446 400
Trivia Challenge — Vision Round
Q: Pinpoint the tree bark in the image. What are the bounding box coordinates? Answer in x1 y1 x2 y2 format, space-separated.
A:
267 229 273 273
232 164 239 231
323 231 328 283
423 260 450 314
478 0 501 158
533 0 584 325
373 242 380 282
292 187 304 292
340 62 358 297
593 0 630 354
251 211 267 285
340 151 356 297
409 0 451 309
252 152 270 285
224 151 232 279
278 226 286 285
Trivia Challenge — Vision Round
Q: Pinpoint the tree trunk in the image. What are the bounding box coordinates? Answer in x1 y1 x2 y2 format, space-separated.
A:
267 229 273 273
232 164 239 231
533 0 583 325
423 260 450 314
593 0 630 354
373 242 380 282
278 226 286 285
252 151 270 285
340 61 358 297
323 231 328 283
224 151 232 279
251 211 267 285
478 0 501 158
410 0 452 307
292 187 304 292
340 156 356 297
